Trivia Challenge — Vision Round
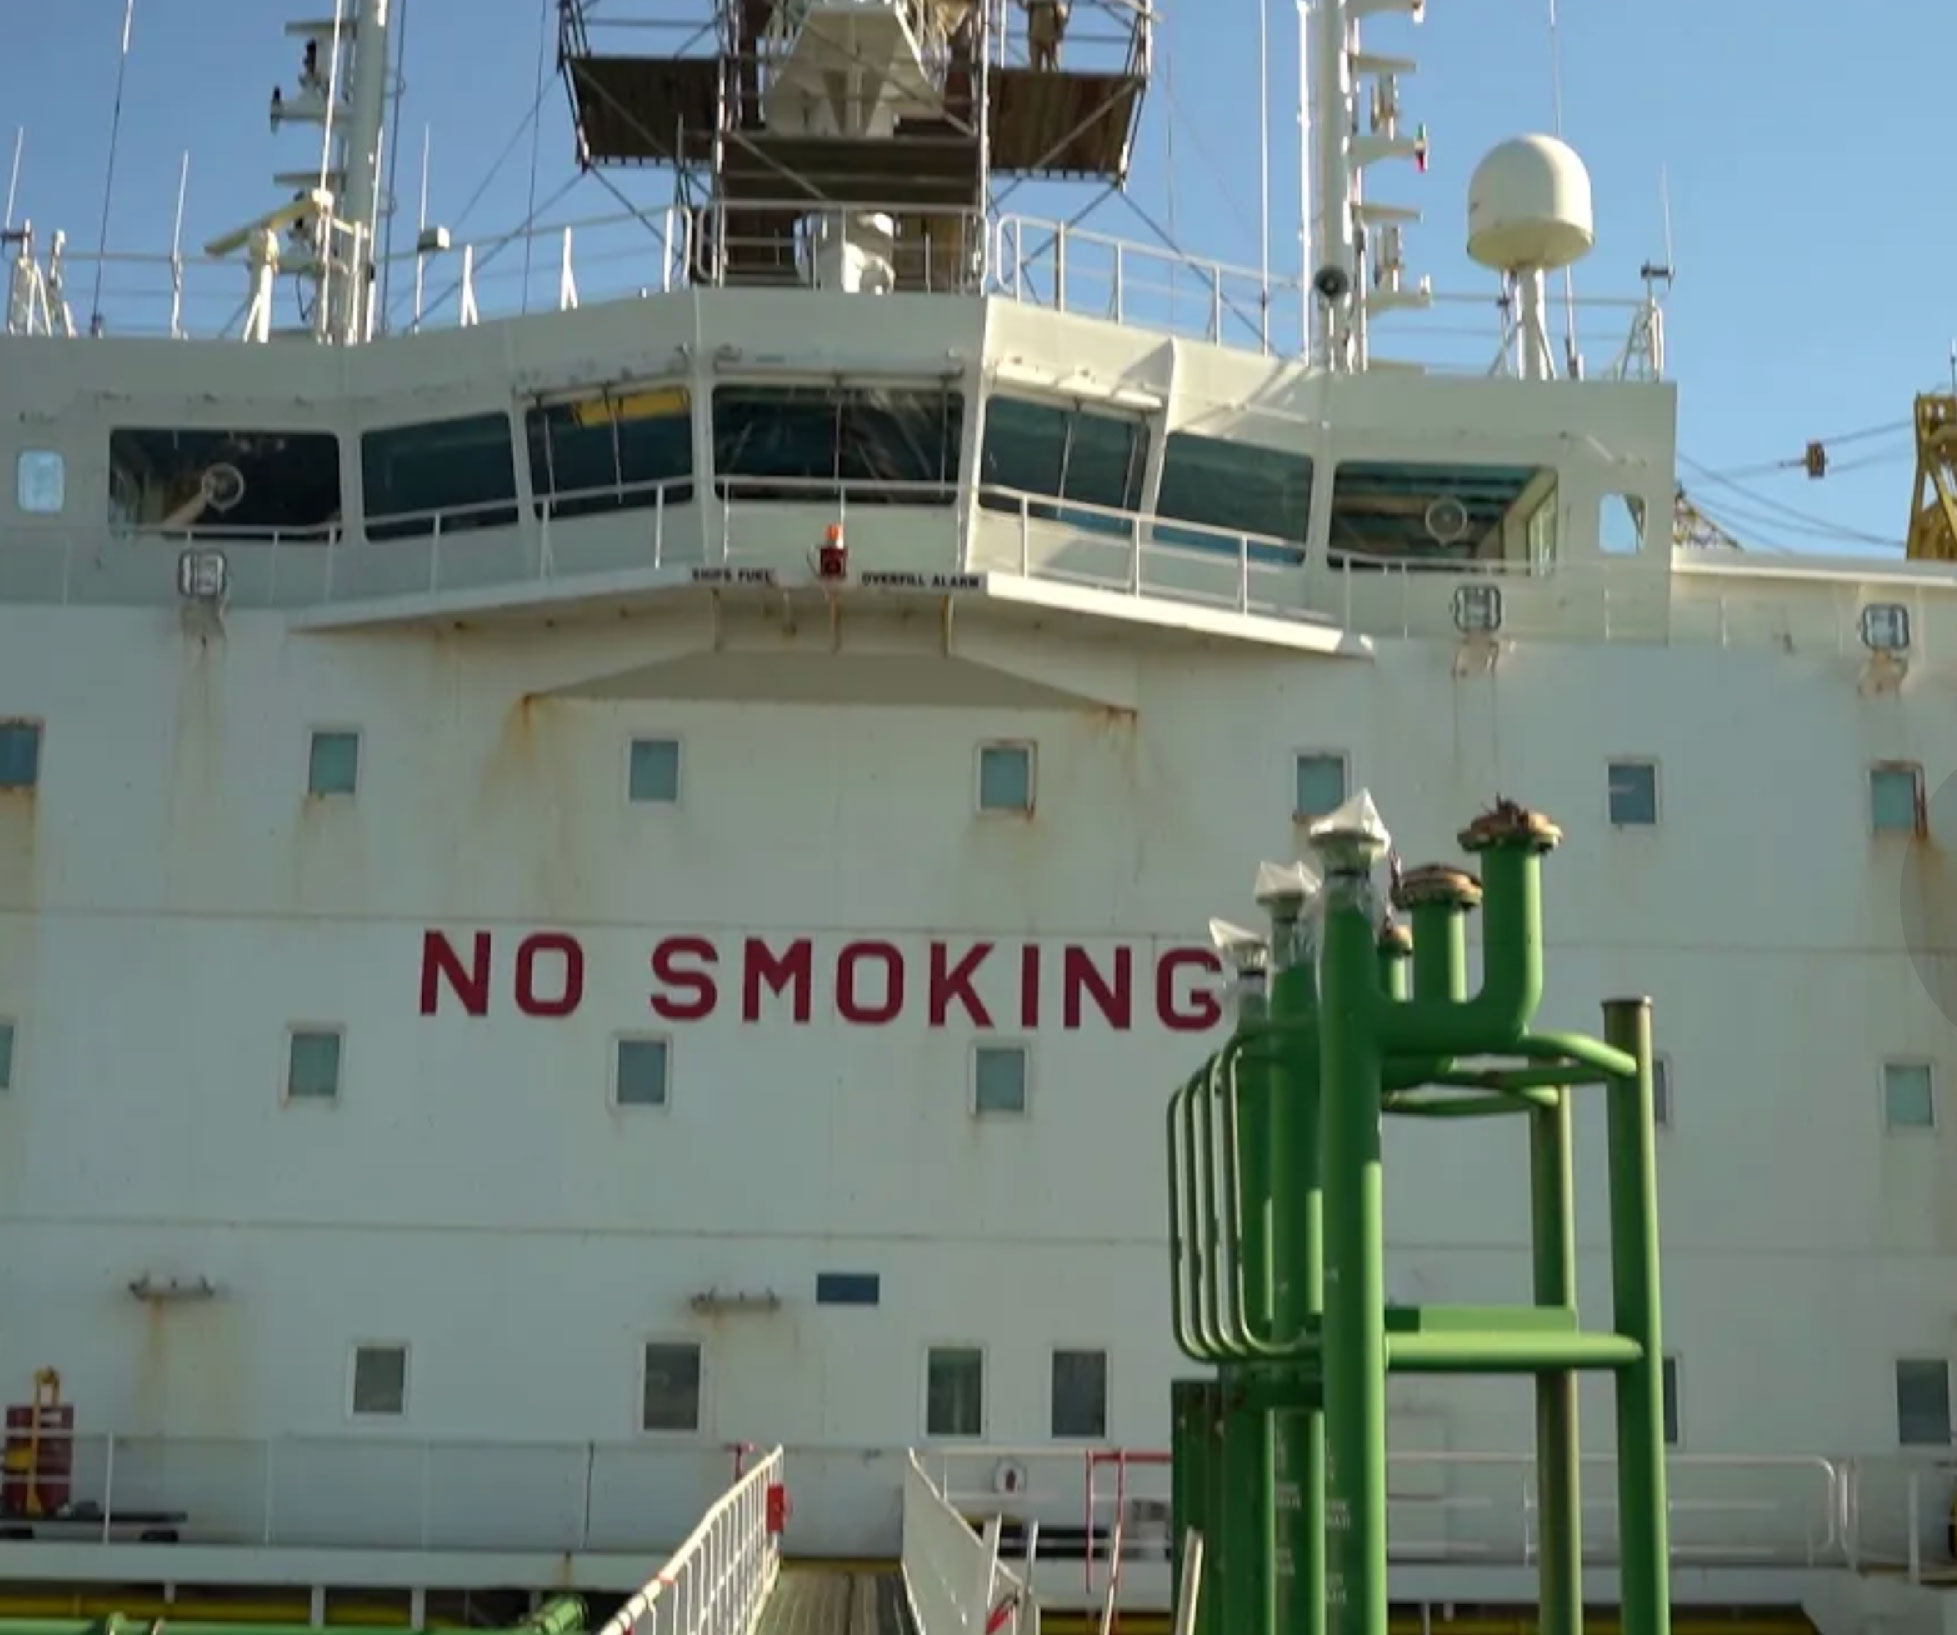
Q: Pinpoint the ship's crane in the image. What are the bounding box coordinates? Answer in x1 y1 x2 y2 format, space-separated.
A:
1904 393 1957 561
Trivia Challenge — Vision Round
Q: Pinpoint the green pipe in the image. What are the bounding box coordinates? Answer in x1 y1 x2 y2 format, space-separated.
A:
1517 1030 1638 1082
1428 1065 1610 1092
1398 866 1478 1003
1167 1068 1204 1358
1383 1091 1544 1117
1267 900 1324 1635
1376 813 1558 1057
1529 1091 1583 1635
514 1601 586 1635
1605 998 1672 1635
1377 922 1412 1000
1315 862 1389 1635
1385 1330 1640 1371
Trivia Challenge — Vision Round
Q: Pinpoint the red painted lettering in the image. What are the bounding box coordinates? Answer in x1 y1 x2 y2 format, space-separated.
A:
929 942 994 1028
1063 945 1133 1029
1156 947 1224 1032
515 932 584 1018
419 930 490 1016
1019 945 1041 1030
837 940 905 1025
651 936 719 1022
743 937 813 1023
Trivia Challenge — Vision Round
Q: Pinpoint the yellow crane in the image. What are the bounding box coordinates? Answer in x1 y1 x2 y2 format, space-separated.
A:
1905 393 1957 560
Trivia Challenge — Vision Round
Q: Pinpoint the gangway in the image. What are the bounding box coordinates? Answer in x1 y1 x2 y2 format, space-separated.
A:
598 1446 786 1635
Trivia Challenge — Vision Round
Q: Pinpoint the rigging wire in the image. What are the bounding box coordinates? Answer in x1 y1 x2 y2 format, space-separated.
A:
520 0 554 312
377 0 413 330
87 0 138 334
409 172 583 326
382 67 562 329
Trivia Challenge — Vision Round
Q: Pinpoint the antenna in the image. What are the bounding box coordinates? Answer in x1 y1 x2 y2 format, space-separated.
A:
1546 0 1581 377
4 130 22 232
87 0 138 335
1258 0 1271 320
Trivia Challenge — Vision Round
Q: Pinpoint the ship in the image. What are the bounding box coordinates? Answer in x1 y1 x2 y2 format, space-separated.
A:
1 2 1955 1635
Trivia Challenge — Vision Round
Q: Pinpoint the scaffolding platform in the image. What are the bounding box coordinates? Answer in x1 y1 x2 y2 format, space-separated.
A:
565 53 720 167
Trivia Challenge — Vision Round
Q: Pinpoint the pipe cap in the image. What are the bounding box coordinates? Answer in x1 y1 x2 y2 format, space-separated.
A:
1458 797 1562 855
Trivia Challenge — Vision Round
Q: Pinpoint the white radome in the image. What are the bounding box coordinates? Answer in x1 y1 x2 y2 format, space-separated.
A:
1466 133 1596 272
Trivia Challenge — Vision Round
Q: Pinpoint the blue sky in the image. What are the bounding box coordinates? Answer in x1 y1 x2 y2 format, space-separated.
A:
3 0 1948 554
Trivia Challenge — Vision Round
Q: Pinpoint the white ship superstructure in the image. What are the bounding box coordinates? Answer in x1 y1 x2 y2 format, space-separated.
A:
0 3 1954 1634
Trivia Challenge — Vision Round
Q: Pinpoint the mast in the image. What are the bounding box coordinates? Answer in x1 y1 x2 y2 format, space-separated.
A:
1307 0 1431 372
204 0 393 344
339 0 394 337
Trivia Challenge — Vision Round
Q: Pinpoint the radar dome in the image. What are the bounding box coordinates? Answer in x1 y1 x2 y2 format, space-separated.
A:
1466 134 1594 272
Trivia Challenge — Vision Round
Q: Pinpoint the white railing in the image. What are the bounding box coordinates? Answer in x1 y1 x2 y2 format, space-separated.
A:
9 474 1957 661
922 1443 1859 1596
3 202 1662 376
2 1432 1950 1595
903 1451 1037 1635
596 1446 783 1635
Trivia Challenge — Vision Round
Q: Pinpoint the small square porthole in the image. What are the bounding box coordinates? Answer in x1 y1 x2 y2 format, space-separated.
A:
1294 752 1348 821
307 729 360 797
977 742 1034 814
15 451 64 515
0 721 43 791
613 1036 671 1109
641 1340 703 1433
925 1346 985 1439
350 1343 408 1418
1607 759 1659 827
628 737 682 805
1870 763 1925 837
1883 1060 1936 1132
1896 1357 1952 1447
286 1027 344 1102
973 1043 1029 1116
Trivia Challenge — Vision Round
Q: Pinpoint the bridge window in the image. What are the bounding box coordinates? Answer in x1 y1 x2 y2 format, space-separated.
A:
526 385 694 520
1895 1358 1951 1447
16 450 64 514
1661 1355 1680 1446
1651 1055 1673 1128
1051 1349 1108 1440
978 396 1146 531
361 412 518 541
0 1019 14 1090
926 1346 985 1438
109 427 341 540
285 1026 344 1103
1155 432 1312 564
0 721 42 790
711 384 963 504
642 1340 703 1433
350 1343 408 1418
1329 460 1557 568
